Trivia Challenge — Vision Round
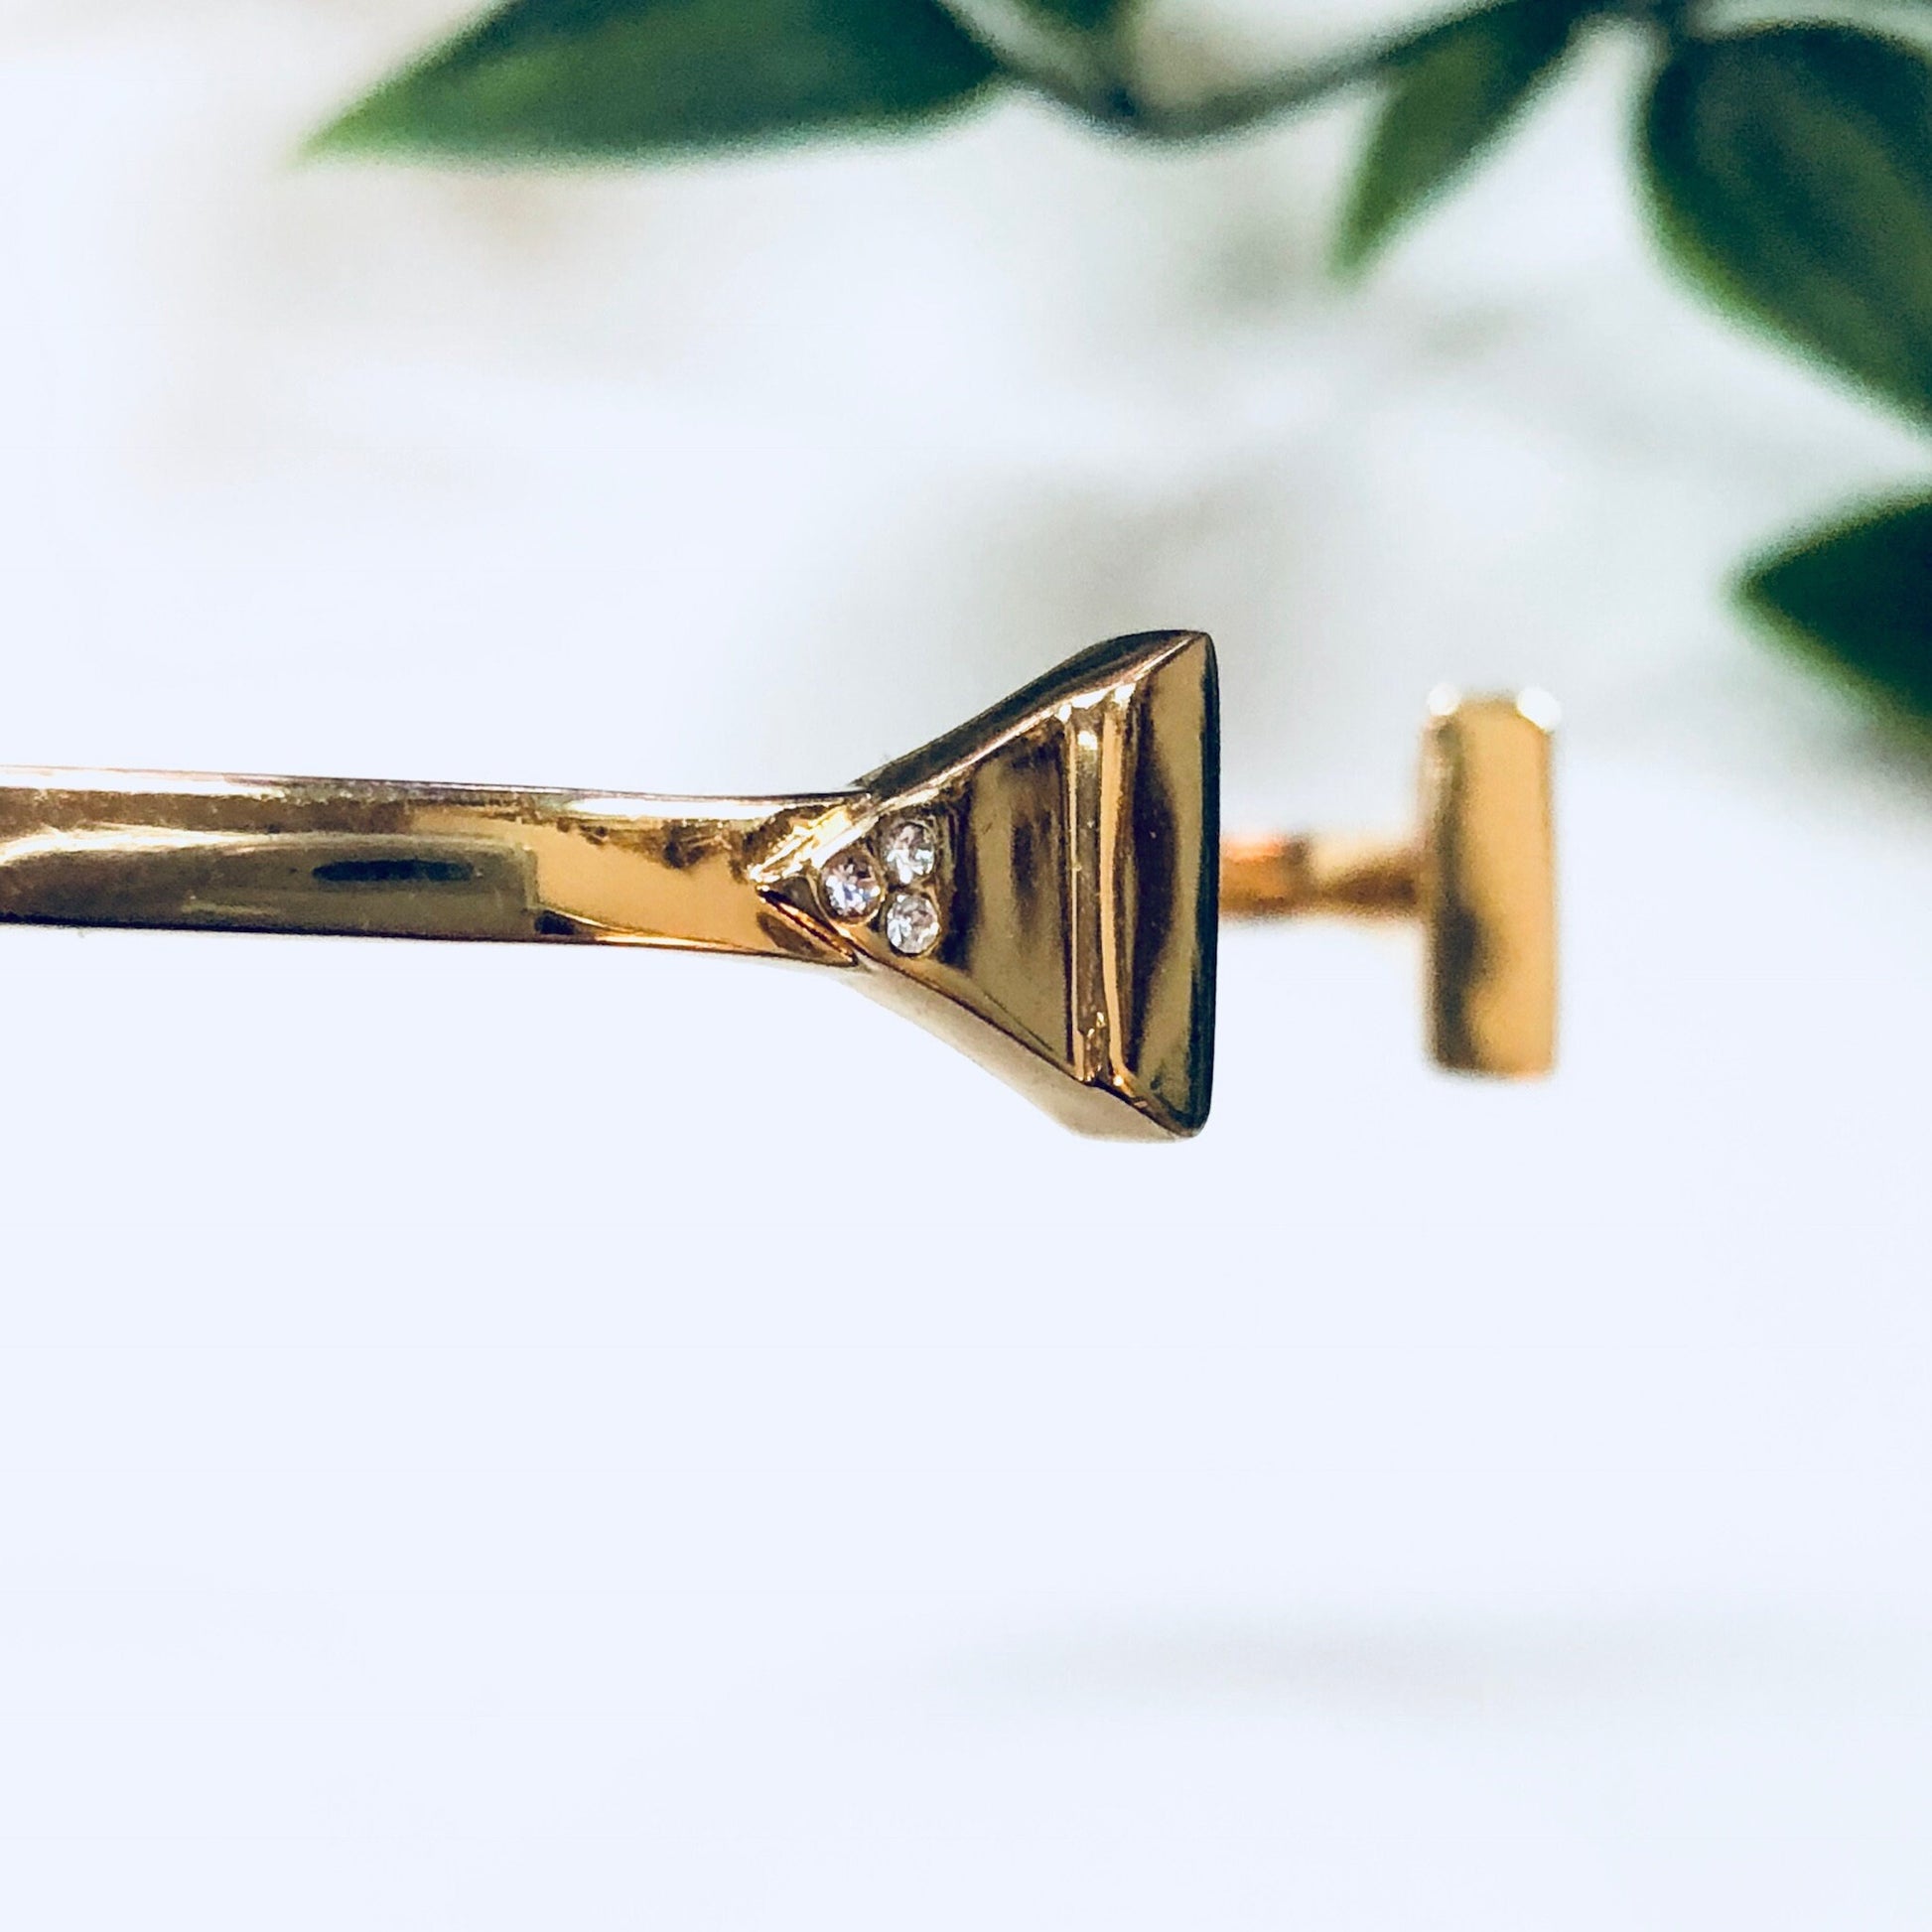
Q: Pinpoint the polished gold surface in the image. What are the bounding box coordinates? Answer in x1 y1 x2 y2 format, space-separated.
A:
0 770 853 961
0 639 1556 1134
1221 832 1419 920
1421 690 1559 1077
814 628 1219 1140
0 631 1218 1140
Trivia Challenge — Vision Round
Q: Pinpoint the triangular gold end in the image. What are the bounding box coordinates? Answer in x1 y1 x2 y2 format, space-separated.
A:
763 632 1219 1140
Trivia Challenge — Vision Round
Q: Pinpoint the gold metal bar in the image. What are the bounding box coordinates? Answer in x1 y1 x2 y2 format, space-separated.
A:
1219 832 1419 920
0 767 855 966
1421 692 1558 1077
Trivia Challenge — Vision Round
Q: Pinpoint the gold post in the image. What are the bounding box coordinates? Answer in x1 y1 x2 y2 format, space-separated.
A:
1221 692 1557 1078
1220 833 1419 920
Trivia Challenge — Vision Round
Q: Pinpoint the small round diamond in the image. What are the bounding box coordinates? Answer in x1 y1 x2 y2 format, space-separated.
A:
820 848 883 922
884 891 941 957
882 817 938 887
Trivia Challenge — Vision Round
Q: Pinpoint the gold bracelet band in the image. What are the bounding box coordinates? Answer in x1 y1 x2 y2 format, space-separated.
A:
0 631 1555 1139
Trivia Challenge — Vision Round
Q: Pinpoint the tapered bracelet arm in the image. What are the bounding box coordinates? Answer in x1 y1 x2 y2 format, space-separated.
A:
0 769 857 964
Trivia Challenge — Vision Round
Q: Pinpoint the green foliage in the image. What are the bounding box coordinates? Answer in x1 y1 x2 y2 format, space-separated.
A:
1742 495 1932 717
312 0 1932 723
1335 0 1589 273
313 0 1003 160
1643 25 1932 428
1022 0 1134 37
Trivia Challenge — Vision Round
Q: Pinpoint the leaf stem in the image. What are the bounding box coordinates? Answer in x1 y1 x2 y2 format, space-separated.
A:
1025 21 1429 142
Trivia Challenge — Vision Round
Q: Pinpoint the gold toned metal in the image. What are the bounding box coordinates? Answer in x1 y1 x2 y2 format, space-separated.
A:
0 775 851 961
1421 689 1559 1077
0 635 1556 1135
0 631 1216 1140
1222 689 1559 1079
1220 833 1419 920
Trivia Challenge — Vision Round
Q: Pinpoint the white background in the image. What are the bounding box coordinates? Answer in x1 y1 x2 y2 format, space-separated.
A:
2 2 1930 1926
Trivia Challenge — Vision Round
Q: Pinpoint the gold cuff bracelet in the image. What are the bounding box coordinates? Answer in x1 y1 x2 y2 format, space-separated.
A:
0 630 1555 1138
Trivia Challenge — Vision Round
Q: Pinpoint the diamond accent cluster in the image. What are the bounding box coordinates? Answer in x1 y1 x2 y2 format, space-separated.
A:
817 813 947 957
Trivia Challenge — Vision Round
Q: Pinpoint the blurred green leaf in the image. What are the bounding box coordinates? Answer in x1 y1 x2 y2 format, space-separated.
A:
1335 0 1588 273
314 0 1003 161
1023 0 1132 35
1643 26 1932 425
1742 495 1932 717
